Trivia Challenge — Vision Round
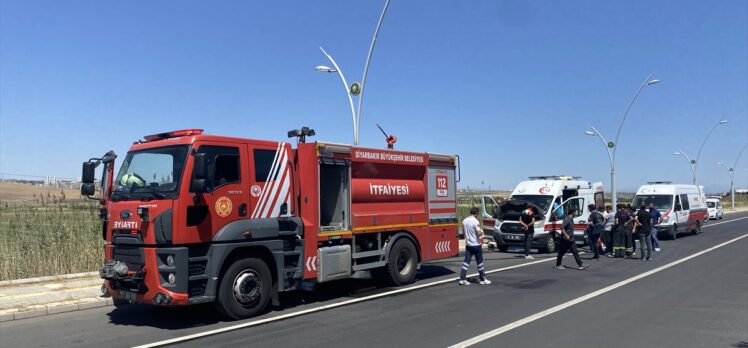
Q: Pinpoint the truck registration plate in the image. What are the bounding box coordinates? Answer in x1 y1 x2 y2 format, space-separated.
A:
119 290 136 302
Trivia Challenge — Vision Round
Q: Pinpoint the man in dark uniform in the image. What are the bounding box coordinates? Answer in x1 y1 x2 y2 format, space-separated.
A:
519 207 536 260
555 208 589 270
586 204 603 259
623 205 636 258
635 205 653 260
612 204 627 258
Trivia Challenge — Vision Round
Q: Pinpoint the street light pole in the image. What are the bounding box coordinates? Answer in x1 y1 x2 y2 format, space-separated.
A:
717 143 748 210
674 150 697 185
585 75 659 209
693 117 728 181
585 127 615 207
315 0 392 146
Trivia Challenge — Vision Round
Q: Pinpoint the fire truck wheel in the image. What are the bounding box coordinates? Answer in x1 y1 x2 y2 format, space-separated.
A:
216 258 271 320
379 238 418 286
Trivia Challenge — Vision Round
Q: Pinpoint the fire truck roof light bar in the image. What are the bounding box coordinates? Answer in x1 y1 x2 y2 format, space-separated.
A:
143 129 204 142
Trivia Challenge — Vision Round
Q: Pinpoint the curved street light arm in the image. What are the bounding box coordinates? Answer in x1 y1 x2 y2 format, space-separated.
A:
676 149 697 184
589 126 614 168
695 115 727 171
320 47 358 144
732 143 748 170
356 0 391 146
612 74 653 162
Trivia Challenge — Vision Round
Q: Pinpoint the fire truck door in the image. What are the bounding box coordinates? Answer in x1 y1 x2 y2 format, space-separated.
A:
189 144 249 240
248 143 294 219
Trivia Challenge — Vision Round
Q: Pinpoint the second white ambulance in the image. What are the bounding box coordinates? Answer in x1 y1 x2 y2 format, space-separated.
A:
632 182 707 240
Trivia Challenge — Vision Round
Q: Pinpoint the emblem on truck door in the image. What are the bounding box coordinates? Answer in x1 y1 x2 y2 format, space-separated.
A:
250 185 262 197
215 196 233 217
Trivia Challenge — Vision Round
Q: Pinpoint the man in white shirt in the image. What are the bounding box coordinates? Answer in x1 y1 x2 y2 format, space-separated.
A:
460 207 491 285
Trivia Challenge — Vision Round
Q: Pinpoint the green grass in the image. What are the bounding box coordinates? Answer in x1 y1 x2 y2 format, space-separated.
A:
0 202 103 281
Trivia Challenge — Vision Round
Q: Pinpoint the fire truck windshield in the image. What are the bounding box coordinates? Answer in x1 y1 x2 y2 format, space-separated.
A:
112 145 189 200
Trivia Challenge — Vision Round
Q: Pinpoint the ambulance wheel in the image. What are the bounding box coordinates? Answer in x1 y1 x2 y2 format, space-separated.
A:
497 245 509 252
692 221 701 236
541 236 556 254
377 238 418 286
670 225 677 240
216 257 271 320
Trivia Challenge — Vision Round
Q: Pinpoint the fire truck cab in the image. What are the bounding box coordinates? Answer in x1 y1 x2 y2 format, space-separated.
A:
82 129 459 319
480 176 604 253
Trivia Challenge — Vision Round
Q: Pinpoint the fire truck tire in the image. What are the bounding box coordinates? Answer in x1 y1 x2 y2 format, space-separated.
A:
374 238 418 286
216 257 272 320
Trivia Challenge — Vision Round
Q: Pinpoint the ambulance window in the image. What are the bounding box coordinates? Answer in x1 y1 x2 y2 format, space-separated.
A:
680 194 690 210
254 149 277 182
674 195 682 211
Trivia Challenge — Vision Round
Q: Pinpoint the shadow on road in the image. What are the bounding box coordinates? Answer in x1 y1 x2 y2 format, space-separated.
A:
105 264 455 330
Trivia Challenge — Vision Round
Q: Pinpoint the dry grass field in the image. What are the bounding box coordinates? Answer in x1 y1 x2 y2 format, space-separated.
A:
0 182 102 280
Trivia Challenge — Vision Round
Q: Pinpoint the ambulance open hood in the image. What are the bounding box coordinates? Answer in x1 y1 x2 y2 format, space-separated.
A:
493 199 545 221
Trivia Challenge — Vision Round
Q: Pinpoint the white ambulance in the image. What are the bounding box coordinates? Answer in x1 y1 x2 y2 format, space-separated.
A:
481 176 604 253
631 182 707 240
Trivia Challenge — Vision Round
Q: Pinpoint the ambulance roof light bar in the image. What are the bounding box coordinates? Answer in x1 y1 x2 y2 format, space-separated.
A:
528 176 582 181
143 129 204 142
646 181 673 185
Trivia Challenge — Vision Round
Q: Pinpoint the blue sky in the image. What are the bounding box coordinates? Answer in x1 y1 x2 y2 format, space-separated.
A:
1 0 746 192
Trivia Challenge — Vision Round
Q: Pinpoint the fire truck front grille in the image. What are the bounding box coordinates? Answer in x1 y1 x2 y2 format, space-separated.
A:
113 245 145 270
188 262 206 277
188 280 207 297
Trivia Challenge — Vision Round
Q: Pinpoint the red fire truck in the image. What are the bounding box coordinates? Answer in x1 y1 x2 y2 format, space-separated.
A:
82 128 459 319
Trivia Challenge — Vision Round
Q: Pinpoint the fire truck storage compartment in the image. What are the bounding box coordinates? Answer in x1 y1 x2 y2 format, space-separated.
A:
319 158 350 232
317 245 352 282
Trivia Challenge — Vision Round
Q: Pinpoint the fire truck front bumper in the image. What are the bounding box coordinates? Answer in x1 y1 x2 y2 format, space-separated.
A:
101 246 190 306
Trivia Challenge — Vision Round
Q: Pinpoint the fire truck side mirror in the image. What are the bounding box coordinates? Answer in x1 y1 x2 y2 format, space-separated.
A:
82 162 97 184
191 153 209 193
81 183 96 196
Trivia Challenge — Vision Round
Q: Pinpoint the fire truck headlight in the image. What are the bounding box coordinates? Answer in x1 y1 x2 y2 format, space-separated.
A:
166 255 174 266
168 273 176 285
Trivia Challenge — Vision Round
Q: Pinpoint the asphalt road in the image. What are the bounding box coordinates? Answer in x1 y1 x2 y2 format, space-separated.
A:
1 212 746 348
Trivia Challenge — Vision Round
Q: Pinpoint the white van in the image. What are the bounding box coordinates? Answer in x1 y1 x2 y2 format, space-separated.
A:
481 176 604 253
705 197 724 220
631 182 707 240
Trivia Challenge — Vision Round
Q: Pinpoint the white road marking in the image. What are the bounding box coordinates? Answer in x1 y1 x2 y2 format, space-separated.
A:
448 217 748 348
133 258 557 348
135 215 747 348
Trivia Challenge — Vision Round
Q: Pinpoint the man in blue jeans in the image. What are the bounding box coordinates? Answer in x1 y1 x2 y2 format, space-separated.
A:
460 207 491 285
649 203 661 251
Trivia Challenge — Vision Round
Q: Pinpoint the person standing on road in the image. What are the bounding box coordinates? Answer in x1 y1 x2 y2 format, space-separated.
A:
519 207 536 260
612 204 629 258
635 205 653 261
649 203 662 251
460 207 491 285
624 205 636 258
555 207 589 270
602 205 615 257
586 204 604 259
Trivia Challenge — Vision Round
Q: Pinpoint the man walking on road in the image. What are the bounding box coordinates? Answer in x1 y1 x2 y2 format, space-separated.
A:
586 204 604 259
519 207 536 260
555 208 589 270
635 205 653 261
649 203 662 251
460 207 491 285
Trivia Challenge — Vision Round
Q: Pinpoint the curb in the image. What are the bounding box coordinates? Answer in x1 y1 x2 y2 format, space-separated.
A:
0 297 113 323
0 272 99 287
